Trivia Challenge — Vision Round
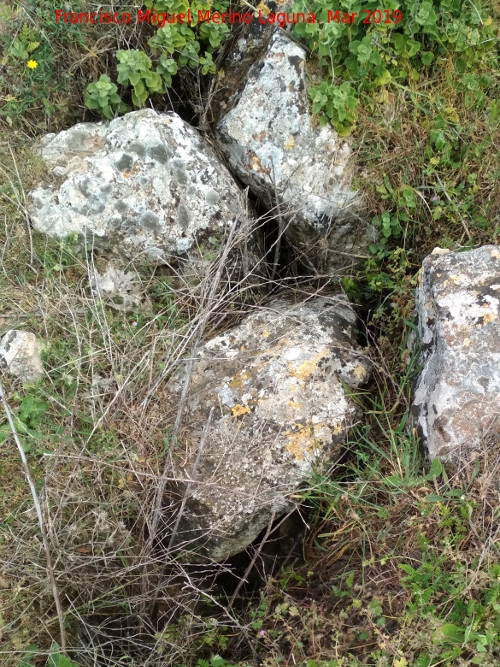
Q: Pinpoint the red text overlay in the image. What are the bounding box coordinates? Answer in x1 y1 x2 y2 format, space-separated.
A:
54 9 402 27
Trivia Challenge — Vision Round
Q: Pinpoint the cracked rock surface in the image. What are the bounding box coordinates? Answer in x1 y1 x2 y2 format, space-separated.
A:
412 245 500 463
170 296 371 561
216 32 377 273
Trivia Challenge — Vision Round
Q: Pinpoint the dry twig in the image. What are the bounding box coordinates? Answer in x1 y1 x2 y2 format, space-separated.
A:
0 376 67 652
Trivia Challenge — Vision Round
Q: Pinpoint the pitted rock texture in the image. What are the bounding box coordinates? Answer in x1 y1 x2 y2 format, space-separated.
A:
170 296 371 560
413 245 500 463
0 330 43 382
27 109 249 266
216 32 376 274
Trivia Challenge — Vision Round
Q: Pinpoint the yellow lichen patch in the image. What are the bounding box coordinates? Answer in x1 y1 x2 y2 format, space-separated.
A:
353 364 366 379
283 135 295 150
286 433 309 461
463 337 471 347
262 329 269 338
261 337 290 359
230 369 252 390
490 247 500 258
231 404 250 417
288 348 328 385
482 311 495 323
288 399 301 409
248 153 264 172
285 422 325 461
256 2 271 15
332 423 343 435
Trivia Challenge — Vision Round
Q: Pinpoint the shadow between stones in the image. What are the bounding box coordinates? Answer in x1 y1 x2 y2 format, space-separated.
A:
213 509 307 604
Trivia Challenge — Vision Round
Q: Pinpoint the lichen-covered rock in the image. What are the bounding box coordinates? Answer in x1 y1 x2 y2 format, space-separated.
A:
89 263 149 313
412 246 500 463
0 330 44 382
170 296 371 560
27 109 252 272
209 1 292 124
215 32 376 274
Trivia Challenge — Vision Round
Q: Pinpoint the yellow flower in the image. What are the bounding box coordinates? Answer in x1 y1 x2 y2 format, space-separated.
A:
26 60 37 69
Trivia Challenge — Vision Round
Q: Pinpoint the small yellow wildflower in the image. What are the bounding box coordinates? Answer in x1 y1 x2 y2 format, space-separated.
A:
27 60 37 69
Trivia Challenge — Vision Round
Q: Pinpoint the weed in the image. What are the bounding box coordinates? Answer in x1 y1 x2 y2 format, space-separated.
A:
84 74 127 119
0 2 498 666
82 0 229 117
224 349 499 665
292 0 496 134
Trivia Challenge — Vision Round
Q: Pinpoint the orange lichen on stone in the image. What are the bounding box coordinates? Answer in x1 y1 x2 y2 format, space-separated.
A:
288 348 328 385
231 404 250 417
285 430 312 461
285 422 325 461
481 304 496 324
230 369 252 390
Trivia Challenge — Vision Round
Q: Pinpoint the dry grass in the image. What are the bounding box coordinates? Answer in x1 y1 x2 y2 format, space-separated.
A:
0 4 498 667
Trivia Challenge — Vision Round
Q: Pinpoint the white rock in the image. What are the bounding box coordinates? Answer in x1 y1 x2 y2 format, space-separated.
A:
216 32 376 273
169 296 371 560
28 109 250 268
89 263 146 312
0 331 44 382
412 245 500 463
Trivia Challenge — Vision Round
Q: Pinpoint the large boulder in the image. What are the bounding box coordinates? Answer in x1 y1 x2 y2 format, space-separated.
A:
215 32 376 274
27 109 258 282
412 246 500 463
0 330 44 383
170 296 371 560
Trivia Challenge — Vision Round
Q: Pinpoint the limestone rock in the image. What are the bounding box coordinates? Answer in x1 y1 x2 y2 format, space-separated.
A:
0 330 44 382
170 296 371 560
89 263 147 312
216 32 376 274
27 109 253 277
209 1 292 124
412 245 500 463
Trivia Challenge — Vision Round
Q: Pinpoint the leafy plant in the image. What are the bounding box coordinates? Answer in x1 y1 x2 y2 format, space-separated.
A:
292 0 496 131
308 81 358 133
84 0 228 116
84 74 127 119
116 50 163 107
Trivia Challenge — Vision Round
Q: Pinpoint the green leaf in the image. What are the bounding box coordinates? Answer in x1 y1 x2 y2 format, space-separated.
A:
385 474 403 487
434 623 466 644
399 563 415 575
392 33 404 53
47 643 79 666
17 644 38 667
407 39 421 57
415 2 437 27
424 494 448 503
425 457 443 480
